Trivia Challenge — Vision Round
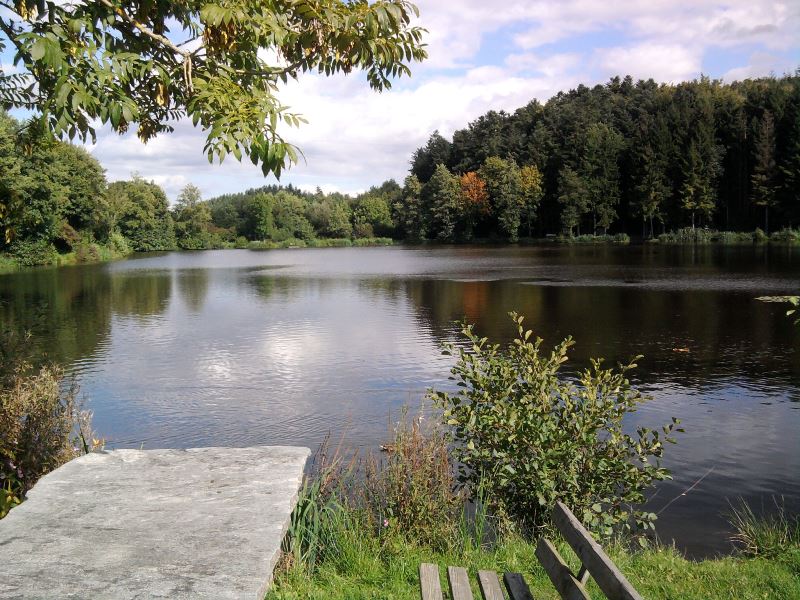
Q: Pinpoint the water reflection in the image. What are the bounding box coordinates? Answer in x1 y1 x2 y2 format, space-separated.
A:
0 245 797 557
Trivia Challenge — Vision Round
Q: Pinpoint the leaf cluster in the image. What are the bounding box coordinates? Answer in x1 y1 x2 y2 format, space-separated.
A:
429 312 682 539
0 0 427 176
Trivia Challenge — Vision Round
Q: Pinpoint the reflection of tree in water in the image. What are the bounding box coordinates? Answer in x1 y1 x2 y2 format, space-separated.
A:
0 266 178 369
110 272 172 319
0 266 114 367
399 278 800 386
175 269 210 313
244 275 345 304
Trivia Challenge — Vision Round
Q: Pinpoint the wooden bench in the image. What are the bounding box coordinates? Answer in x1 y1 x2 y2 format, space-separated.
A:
419 501 642 600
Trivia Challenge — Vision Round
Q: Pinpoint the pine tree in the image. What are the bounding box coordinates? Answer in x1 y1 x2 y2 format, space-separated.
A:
581 123 624 233
424 164 461 242
558 165 589 236
751 111 777 233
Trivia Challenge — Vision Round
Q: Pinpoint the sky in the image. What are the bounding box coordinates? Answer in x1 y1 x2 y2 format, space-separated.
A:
2 1 799 202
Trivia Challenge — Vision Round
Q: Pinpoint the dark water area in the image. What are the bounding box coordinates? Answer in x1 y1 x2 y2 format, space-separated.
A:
1 244 798 558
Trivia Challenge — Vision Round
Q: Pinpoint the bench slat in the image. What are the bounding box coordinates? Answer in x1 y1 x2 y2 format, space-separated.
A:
535 538 592 600
420 563 444 600
553 502 643 600
477 570 505 600
503 572 534 600
448 566 475 600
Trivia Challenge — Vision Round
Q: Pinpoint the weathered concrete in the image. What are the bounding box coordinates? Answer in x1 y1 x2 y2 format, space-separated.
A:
0 446 310 600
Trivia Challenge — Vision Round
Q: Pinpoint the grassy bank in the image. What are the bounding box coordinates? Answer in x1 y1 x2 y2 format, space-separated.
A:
268 528 800 600
0 234 133 272
655 227 800 245
267 316 799 599
267 431 800 600
246 237 394 250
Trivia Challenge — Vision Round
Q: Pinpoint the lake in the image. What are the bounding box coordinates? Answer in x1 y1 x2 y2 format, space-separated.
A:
1 244 798 557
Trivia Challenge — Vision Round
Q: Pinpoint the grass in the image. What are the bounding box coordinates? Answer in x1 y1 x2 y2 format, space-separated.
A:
555 233 631 245
247 237 394 250
0 254 18 273
266 415 800 600
267 533 800 600
656 227 800 246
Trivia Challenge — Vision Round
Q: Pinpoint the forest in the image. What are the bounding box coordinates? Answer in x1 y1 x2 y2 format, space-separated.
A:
0 109 399 267
400 73 800 241
2 73 799 269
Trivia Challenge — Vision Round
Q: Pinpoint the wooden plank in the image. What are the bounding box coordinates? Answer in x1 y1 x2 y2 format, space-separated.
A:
448 566 475 600
420 563 444 600
553 502 643 600
576 566 590 585
535 538 592 600
503 572 535 600
477 570 506 600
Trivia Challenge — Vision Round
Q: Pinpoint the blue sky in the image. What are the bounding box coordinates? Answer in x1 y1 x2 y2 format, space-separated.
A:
2 0 799 201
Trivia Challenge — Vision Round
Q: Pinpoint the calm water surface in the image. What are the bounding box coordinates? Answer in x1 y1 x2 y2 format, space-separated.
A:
1 245 799 557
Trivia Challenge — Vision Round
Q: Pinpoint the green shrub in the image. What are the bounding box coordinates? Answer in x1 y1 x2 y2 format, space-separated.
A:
717 231 755 244
108 231 131 256
307 238 353 248
353 237 393 247
770 228 800 245
362 416 463 551
9 238 58 267
658 227 714 244
555 233 630 245
0 362 98 518
429 313 680 539
0 255 18 273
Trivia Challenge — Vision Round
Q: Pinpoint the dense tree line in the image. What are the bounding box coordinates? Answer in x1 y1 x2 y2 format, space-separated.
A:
205 180 400 243
398 73 800 241
1 110 215 265
1 107 403 267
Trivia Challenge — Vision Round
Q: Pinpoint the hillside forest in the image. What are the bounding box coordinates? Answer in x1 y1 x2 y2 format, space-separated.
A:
1 73 799 267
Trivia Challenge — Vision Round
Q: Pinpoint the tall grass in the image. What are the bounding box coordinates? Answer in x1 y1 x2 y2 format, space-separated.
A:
270 419 800 599
728 498 800 559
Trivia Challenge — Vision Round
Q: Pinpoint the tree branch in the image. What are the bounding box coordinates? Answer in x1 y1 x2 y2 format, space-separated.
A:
97 0 189 59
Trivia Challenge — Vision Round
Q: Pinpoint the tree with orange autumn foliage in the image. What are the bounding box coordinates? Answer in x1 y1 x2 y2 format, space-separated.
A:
459 171 490 239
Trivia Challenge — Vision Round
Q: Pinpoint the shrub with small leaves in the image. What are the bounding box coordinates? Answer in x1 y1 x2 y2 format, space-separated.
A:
429 312 681 540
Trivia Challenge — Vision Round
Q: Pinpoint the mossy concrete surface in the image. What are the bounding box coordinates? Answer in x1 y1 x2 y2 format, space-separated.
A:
0 446 310 599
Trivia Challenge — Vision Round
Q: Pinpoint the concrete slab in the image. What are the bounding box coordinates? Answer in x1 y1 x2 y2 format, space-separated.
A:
0 446 310 600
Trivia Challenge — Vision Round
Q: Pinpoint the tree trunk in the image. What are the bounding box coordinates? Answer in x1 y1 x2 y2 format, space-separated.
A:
765 205 769 235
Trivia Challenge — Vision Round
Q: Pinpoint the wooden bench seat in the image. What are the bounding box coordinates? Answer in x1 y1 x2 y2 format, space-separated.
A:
419 502 642 600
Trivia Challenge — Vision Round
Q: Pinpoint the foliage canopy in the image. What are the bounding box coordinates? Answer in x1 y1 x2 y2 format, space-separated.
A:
0 0 426 176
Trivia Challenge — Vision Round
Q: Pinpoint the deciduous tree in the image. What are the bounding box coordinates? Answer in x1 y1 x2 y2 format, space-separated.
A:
0 0 426 176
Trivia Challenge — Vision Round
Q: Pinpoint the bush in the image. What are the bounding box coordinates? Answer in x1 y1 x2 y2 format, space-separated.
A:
108 231 131 256
717 231 754 244
770 228 800 245
429 313 680 539
8 238 58 267
0 362 97 518
557 233 630 245
353 222 374 239
658 227 714 244
362 415 463 551
353 237 393 247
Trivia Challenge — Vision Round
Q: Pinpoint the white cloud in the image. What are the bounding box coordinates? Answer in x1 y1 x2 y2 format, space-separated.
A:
593 44 702 83
79 0 799 198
